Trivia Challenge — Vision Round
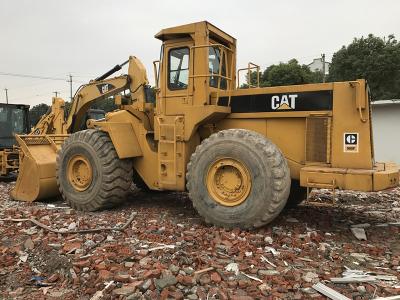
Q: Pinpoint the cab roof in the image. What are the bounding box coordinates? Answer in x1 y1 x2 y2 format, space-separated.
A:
155 21 236 46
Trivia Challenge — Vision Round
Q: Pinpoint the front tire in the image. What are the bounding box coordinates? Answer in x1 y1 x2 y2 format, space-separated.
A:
56 129 133 211
186 129 290 229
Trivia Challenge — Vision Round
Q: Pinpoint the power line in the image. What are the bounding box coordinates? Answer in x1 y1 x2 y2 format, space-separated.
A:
0 72 66 81
0 71 87 84
8 89 70 103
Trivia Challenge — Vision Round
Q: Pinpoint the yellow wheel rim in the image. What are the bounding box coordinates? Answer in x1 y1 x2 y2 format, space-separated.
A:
67 154 93 191
206 158 252 207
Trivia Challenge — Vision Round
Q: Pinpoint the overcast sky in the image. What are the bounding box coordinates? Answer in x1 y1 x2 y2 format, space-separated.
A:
1 0 399 106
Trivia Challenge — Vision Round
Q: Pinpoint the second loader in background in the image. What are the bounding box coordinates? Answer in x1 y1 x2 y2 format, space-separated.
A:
0 98 105 180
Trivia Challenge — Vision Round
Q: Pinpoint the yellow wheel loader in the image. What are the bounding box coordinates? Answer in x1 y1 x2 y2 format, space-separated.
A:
12 21 399 229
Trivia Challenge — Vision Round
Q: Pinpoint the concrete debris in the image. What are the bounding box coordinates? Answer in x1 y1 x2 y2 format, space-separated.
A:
302 271 319 283
23 238 34 250
225 263 239 275
312 282 351 300
351 223 371 228
331 268 399 283
258 269 280 276
264 246 280 256
374 296 400 300
264 236 273 244
331 276 377 283
154 274 177 290
90 281 114 300
241 272 263 283
260 255 277 268
0 181 399 299
148 244 175 252
351 227 368 240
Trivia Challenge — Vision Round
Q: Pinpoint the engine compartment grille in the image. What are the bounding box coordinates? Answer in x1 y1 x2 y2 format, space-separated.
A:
305 117 331 163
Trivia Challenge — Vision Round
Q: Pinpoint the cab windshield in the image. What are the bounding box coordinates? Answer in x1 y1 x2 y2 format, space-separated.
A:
0 105 29 148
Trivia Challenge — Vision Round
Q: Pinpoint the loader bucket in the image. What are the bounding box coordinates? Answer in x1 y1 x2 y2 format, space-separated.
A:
11 134 69 202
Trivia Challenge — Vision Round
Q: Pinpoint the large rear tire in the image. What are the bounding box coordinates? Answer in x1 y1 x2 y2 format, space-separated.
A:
56 129 133 211
186 129 290 229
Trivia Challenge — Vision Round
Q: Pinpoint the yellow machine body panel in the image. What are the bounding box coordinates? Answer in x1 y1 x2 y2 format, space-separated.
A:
300 163 399 192
0 149 19 176
99 121 142 159
210 80 399 191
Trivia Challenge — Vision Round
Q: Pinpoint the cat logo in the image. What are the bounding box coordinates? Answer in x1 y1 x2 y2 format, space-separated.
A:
344 133 359 152
271 94 298 110
96 83 116 94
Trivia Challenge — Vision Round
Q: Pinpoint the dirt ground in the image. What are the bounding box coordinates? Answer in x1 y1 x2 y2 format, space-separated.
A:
0 181 399 300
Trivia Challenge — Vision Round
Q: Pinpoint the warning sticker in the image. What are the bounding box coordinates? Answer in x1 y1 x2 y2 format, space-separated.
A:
344 133 359 153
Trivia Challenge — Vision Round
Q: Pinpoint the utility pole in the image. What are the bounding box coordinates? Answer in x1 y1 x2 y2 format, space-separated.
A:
4 88 8 104
53 91 60 98
321 53 326 83
67 74 73 101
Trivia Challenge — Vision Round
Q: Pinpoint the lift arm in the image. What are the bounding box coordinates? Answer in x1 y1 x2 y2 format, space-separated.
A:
31 98 66 135
66 75 129 133
66 56 149 133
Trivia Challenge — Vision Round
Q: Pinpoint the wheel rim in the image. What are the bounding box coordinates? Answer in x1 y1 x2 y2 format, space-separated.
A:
67 154 93 191
206 158 252 207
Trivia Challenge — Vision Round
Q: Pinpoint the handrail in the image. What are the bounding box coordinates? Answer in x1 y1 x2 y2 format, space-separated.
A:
153 60 160 89
349 81 368 123
189 74 231 80
237 62 260 88
190 43 234 53
187 44 234 105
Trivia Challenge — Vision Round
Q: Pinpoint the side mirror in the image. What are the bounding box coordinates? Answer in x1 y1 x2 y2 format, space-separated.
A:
153 60 160 89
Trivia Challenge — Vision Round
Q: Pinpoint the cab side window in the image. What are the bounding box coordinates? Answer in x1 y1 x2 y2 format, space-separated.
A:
209 47 227 90
168 47 189 90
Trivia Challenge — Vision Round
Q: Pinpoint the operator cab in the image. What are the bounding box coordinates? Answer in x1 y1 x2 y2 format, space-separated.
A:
0 104 30 149
154 21 237 112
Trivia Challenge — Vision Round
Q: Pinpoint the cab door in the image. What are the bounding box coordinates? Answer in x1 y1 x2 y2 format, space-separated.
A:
162 40 194 116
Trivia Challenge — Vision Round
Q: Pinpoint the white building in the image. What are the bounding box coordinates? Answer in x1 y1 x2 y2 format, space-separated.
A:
371 100 400 164
308 58 330 74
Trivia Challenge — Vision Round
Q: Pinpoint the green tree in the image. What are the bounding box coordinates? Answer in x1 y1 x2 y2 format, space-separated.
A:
263 59 321 87
29 103 50 126
328 34 400 100
91 97 117 112
243 59 322 88
64 97 117 116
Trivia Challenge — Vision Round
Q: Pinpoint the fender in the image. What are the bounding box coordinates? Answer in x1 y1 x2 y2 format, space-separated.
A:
88 109 160 190
89 110 143 159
